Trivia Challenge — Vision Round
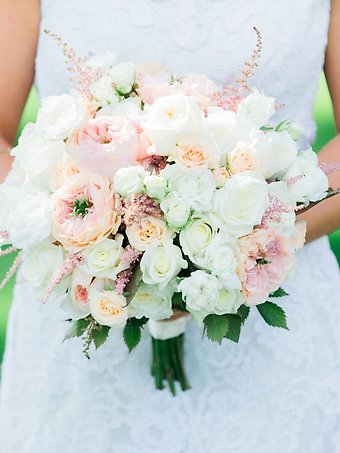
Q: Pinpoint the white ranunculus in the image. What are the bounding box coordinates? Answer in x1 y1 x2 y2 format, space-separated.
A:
113 166 148 198
7 189 52 249
82 235 128 278
128 281 174 321
90 75 120 107
256 131 298 177
162 164 215 212
267 181 296 235
21 243 64 288
212 171 269 237
88 52 117 70
237 89 275 128
140 241 188 290
144 95 203 155
179 215 216 267
204 234 241 289
215 289 244 315
35 94 84 141
110 62 136 94
144 174 168 199
283 149 329 204
0 183 21 235
178 271 222 324
89 288 128 327
12 124 65 190
160 193 191 229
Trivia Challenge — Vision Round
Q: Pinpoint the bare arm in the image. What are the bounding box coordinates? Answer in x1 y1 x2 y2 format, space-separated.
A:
0 0 40 183
301 0 340 242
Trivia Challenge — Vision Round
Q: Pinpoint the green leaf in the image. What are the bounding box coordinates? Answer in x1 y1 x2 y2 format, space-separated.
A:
129 317 149 328
237 305 250 324
92 325 110 349
172 292 187 312
63 317 91 342
257 302 289 330
270 287 289 298
203 314 230 344
123 323 142 352
124 264 143 304
225 315 242 343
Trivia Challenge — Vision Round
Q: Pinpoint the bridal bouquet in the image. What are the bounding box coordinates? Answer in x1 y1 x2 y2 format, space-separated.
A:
1 29 338 395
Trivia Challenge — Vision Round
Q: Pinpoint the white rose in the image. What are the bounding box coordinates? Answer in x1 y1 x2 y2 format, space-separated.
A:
35 94 84 140
21 243 64 288
7 189 52 249
283 149 329 203
144 174 168 199
144 95 203 155
82 235 128 278
12 124 65 190
113 166 148 198
178 271 222 324
276 119 304 141
141 241 188 289
215 289 244 316
88 52 117 70
162 164 215 212
204 234 241 289
110 62 136 94
0 183 21 234
126 216 174 252
267 181 296 235
256 131 298 177
212 171 269 237
128 281 174 320
90 75 120 107
160 193 191 229
169 134 221 169
89 288 128 327
97 98 143 118
179 215 216 267
237 89 275 128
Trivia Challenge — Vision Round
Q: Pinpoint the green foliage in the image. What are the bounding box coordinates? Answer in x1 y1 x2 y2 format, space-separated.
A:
92 325 110 349
225 315 242 343
71 198 92 217
203 314 230 344
237 305 250 324
257 302 288 330
63 317 91 342
124 264 143 304
270 288 289 298
172 292 187 312
123 321 142 352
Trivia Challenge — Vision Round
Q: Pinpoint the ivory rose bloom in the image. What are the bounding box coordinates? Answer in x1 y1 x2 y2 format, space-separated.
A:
237 89 275 128
144 174 168 199
113 165 148 198
160 193 191 229
140 241 188 289
212 167 229 188
227 142 258 174
126 216 174 252
128 282 174 321
89 288 128 327
212 171 269 237
170 135 220 169
52 173 121 250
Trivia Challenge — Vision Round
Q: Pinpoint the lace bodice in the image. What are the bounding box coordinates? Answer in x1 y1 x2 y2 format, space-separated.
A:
36 0 330 144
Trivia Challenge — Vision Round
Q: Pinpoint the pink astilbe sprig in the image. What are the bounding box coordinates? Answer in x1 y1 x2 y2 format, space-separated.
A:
44 251 83 303
0 246 17 258
0 252 23 290
212 26 263 111
44 29 101 101
0 230 9 241
261 196 293 229
120 245 141 266
142 155 168 174
115 268 134 295
319 162 340 176
123 194 163 226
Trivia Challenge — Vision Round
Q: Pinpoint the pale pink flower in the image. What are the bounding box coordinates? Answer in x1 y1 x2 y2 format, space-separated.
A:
52 173 121 250
180 73 218 110
49 160 79 191
136 62 173 104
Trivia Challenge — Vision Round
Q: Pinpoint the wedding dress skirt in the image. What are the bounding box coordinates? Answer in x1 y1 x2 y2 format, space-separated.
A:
1 1 340 452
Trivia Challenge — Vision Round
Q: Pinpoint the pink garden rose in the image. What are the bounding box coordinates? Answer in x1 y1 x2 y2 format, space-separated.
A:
238 228 295 306
52 173 121 250
66 116 148 179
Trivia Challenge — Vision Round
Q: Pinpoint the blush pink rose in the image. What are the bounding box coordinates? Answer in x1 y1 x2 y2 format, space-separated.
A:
180 74 218 110
238 228 295 306
67 116 147 179
52 173 121 250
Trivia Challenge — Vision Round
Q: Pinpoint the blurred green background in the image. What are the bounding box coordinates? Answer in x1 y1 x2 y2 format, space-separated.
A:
0 76 339 364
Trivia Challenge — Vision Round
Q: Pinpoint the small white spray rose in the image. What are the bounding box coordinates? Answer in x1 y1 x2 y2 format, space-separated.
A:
128 282 174 321
160 193 191 229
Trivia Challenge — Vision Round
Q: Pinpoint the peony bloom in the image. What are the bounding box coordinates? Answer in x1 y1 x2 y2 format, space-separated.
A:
238 228 295 306
67 116 147 179
52 173 121 250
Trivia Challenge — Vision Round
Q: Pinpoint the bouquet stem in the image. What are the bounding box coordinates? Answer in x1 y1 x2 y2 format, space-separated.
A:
151 334 190 396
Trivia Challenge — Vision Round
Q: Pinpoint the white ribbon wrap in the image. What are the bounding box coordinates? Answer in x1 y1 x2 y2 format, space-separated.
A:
148 317 187 340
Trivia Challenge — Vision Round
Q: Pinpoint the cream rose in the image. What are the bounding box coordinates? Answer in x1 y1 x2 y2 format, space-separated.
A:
144 174 168 199
89 288 128 327
212 171 269 237
126 216 174 252
140 241 188 289
128 282 175 321
113 165 148 198
170 135 221 169
212 167 229 188
160 193 191 229
227 141 258 174
237 89 275 128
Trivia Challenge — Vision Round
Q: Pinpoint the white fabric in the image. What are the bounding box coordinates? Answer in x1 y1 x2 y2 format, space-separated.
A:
1 1 340 452
148 317 187 340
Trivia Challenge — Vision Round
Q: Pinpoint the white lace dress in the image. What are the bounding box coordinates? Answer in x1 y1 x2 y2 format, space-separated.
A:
1 1 340 452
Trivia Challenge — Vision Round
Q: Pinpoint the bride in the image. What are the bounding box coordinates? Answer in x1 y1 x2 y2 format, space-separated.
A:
0 1 340 452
